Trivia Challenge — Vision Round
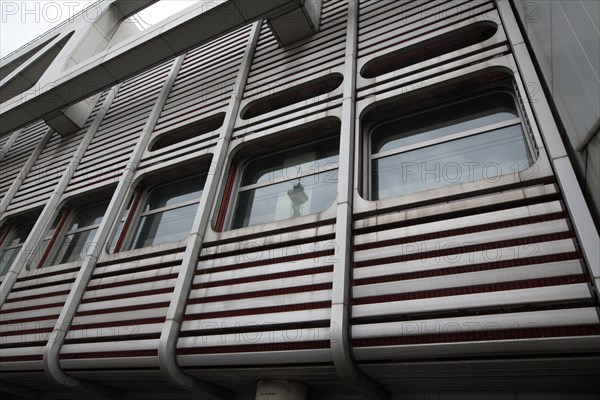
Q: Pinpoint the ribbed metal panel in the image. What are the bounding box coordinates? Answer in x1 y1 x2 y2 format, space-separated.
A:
5 106 103 214
175 223 336 366
0 2 598 395
358 357 600 393
0 264 81 370
244 0 346 99
57 248 185 367
143 25 252 168
0 121 48 204
359 0 493 55
350 183 600 360
357 0 507 96
232 0 347 137
64 63 173 195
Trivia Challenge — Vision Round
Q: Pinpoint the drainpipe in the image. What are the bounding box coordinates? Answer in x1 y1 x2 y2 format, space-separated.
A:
157 19 262 399
330 1 389 399
0 128 52 218
0 129 21 163
42 55 184 399
0 91 112 305
35 86 121 399
0 84 119 396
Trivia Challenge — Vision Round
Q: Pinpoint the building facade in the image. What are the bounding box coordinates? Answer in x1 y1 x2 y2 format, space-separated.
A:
1 1 599 399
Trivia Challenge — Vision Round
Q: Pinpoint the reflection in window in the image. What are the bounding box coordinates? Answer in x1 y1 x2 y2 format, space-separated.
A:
49 202 109 265
231 138 339 229
0 222 34 275
127 174 206 250
370 92 533 200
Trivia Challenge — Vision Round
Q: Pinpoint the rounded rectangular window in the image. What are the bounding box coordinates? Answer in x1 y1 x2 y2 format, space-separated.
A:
231 137 339 229
0 222 34 275
125 174 206 250
369 91 534 200
49 202 109 265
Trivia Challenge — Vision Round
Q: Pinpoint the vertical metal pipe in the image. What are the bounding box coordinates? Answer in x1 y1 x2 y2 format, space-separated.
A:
0 92 112 304
329 1 389 399
41 56 184 399
157 20 263 400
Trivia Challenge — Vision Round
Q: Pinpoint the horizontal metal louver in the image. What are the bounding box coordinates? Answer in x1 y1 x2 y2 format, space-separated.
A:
0 1 597 393
143 25 252 165
6 95 103 213
232 0 347 138
63 63 174 195
350 183 599 360
57 249 185 368
357 0 506 96
0 121 49 205
176 223 336 366
0 265 82 369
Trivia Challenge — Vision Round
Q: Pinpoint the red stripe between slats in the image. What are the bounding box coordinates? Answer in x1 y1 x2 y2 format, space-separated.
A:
353 274 590 305
354 232 575 268
198 250 334 274
185 301 331 320
353 252 582 286
75 302 170 317
193 265 333 288
188 283 332 304
80 287 174 304
354 212 567 252
176 341 330 355
86 272 178 291
352 325 600 347
59 349 157 360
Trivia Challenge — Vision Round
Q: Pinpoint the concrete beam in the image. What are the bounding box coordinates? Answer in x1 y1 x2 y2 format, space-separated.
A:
0 0 321 135
113 0 161 19
44 97 98 137
267 0 322 46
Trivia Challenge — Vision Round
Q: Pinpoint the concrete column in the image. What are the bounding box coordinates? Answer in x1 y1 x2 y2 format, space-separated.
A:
255 380 307 400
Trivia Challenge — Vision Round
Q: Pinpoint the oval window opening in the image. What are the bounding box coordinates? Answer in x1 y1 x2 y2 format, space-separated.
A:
361 21 498 79
241 73 343 119
150 112 225 151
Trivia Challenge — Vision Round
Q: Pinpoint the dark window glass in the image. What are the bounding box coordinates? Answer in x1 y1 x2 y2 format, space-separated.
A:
370 92 533 200
128 174 206 250
0 222 34 275
50 203 108 265
232 138 339 229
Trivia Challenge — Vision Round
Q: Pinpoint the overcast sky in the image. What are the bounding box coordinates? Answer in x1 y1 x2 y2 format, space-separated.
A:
0 0 202 58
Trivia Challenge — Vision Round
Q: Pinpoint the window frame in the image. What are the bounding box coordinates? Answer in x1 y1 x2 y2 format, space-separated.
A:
0 220 35 276
226 135 340 230
114 173 207 252
39 201 109 268
365 86 536 201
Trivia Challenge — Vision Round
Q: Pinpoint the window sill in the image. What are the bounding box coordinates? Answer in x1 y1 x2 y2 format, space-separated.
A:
209 200 338 241
99 239 188 264
26 260 83 276
355 154 553 215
